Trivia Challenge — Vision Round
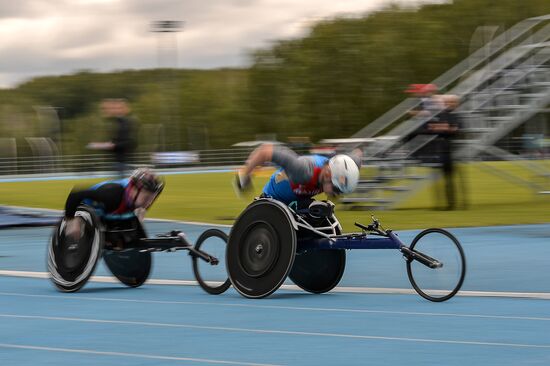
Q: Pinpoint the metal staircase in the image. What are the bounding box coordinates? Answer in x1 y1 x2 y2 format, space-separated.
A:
342 15 550 209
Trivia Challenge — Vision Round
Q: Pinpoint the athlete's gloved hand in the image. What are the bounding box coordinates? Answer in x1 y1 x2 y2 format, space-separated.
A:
134 207 146 222
233 170 254 197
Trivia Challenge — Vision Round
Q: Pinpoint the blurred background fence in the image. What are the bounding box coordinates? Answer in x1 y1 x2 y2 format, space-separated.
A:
0 147 247 176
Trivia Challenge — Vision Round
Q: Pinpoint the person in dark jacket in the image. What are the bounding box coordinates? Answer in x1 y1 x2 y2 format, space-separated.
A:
426 94 461 210
88 99 136 177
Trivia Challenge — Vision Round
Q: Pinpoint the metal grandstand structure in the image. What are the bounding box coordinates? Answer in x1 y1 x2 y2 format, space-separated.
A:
341 14 550 209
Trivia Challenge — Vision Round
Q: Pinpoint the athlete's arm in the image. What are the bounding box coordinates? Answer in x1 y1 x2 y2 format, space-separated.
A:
241 144 275 178
64 184 125 218
271 147 314 183
240 144 313 184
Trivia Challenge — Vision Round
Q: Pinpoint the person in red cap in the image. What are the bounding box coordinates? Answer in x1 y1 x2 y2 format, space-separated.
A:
406 83 441 119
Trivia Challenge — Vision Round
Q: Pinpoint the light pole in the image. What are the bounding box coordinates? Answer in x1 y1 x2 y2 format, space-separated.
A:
150 20 184 151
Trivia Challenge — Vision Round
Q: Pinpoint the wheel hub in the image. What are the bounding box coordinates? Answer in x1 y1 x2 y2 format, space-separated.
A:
239 223 280 278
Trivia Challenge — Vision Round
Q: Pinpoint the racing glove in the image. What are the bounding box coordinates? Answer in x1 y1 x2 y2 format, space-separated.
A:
233 170 254 197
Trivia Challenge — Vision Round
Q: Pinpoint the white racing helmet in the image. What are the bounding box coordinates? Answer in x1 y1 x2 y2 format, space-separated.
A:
328 155 359 194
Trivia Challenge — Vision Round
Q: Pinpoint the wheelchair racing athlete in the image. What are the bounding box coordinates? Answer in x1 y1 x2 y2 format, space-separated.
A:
63 168 164 243
234 143 362 206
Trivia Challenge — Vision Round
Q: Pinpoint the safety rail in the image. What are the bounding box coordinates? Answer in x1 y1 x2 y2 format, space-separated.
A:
0 148 247 176
0 146 312 177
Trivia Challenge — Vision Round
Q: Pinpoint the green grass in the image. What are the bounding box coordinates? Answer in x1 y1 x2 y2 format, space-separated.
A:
0 161 548 231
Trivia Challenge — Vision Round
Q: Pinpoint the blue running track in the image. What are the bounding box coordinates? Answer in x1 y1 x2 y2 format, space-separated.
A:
1 221 550 365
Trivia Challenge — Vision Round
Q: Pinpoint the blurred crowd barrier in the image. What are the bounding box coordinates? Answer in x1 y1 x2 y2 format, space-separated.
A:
0 147 247 176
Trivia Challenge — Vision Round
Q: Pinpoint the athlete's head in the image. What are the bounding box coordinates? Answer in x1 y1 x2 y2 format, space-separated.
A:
324 155 359 195
129 168 165 208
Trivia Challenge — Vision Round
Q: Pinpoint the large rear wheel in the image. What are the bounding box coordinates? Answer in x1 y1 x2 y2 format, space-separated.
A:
104 249 152 288
104 219 152 288
227 200 296 298
289 249 346 293
47 206 103 292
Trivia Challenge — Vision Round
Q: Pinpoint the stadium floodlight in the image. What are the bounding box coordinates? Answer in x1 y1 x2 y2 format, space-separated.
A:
150 20 184 33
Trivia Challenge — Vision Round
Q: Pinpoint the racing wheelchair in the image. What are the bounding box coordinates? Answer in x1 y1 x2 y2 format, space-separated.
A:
47 205 230 294
226 198 466 302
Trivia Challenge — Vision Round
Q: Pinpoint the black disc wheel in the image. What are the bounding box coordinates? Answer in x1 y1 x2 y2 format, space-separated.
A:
47 206 103 292
192 229 231 295
227 200 296 298
240 222 281 278
289 249 346 294
406 228 466 302
104 249 152 288
104 219 152 288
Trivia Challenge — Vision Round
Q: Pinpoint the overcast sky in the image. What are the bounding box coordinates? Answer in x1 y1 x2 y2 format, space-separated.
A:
0 0 440 88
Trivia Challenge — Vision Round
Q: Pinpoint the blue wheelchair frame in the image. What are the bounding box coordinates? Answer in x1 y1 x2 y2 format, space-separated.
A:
283 198 444 270
226 197 466 301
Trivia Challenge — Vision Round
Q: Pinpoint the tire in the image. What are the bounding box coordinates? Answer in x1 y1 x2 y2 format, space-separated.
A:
289 249 346 293
192 229 231 295
103 219 151 288
103 249 152 288
406 228 466 302
227 200 296 298
290 215 345 294
47 205 103 292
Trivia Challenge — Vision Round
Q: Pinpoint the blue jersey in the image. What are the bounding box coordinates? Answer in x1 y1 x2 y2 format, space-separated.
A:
88 178 129 191
82 178 136 220
262 155 328 204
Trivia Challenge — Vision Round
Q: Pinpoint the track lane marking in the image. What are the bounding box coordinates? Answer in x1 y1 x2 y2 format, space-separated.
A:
1 291 550 321
2 270 550 299
0 343 280 366
1 314 550 349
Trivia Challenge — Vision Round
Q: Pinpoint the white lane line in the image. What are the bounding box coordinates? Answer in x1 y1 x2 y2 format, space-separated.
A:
0 270 51 279
1 314 550 350
1 291 550 322
0 270 201 286
0 343 279 366
2 270 550 300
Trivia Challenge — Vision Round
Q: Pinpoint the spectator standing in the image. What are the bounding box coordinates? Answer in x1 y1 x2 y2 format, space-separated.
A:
406 83 441 119
427 94 463 210
89 99 137 178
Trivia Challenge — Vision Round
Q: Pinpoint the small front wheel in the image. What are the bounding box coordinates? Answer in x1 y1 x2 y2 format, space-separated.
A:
406 228 466 302
192 229 231 295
